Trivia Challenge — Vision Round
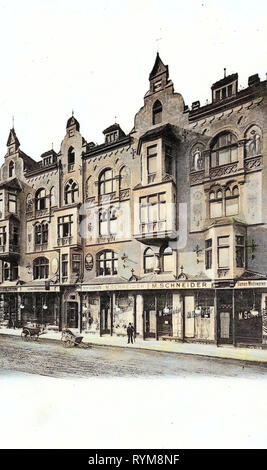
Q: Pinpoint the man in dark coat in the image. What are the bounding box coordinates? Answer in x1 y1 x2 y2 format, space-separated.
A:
127 322 134 344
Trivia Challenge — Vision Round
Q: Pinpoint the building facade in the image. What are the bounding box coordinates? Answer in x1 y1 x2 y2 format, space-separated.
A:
0 54 267 347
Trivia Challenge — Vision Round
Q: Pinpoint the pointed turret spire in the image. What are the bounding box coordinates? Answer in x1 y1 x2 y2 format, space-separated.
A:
6 127 20 151
149 52 169 81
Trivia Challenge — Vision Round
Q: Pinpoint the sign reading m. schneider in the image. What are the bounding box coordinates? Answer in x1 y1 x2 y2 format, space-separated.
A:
80 281 212 292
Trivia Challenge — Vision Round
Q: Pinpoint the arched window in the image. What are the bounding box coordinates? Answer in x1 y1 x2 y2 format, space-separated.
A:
209 188 222 218
99 168 116 195
144 248 154 273
99 207 118 237
65 179 79 204
97 250 118 276
68 146 75 171
245 125 262 158
33 257 49 279
225 185 239 216
35 222 48 245
209 184 240 218
210 132 238 167
9 161 14 178
35 188 47 211
152 100 162 125
119 166 130 191
162 246 173 272
2 262 17 281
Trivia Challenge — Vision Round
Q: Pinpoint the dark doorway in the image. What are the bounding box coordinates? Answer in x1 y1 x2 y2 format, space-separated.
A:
144 294 156 338
100 294 111 334
67 301 78 328
143 293 173 339
217 290 233 344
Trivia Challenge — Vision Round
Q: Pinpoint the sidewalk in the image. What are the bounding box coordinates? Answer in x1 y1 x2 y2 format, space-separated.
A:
1 326 267 365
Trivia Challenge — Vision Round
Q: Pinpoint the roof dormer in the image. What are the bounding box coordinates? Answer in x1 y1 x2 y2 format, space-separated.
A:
103 123 126 144
211 71 238 103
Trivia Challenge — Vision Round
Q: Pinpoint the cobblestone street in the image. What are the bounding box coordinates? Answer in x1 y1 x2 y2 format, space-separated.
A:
0 335 266 378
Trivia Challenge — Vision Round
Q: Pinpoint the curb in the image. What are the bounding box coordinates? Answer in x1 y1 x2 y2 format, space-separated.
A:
1 331 267 367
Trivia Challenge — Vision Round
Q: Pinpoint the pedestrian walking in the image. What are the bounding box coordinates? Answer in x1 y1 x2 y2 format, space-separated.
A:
127 322 134 344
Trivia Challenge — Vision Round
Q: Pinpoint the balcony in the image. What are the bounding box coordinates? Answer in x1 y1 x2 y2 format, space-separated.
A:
134 221 177 243
35 243 48 252
0 243 20 259
57 236 73 246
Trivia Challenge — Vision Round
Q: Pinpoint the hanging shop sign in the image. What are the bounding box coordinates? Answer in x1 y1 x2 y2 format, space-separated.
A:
79 280 213 292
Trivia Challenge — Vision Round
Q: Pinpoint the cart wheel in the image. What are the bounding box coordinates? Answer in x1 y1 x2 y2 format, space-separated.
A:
21 330 30 341
66 340 72 348
33 335 39 341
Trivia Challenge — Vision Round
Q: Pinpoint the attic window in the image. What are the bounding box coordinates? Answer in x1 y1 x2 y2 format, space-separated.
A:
153 80 162 92
214 83 234 102
152 100 162 125
9 161 14 178
106 132 118 143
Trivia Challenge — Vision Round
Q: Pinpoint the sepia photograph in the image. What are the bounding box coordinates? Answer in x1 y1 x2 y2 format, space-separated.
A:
0 0 266 455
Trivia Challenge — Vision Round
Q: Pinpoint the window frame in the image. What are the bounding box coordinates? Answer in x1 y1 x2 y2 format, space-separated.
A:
33 257 49 280
210 132 238 168
96 250 118 277
217 236 230 269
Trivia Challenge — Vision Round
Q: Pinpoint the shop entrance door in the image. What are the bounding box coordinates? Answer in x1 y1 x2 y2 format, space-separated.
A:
67 302 78 329
100 294 110 334
218 291 233 345
144 294 156 338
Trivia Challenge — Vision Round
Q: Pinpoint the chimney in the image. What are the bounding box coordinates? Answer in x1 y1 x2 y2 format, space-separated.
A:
192 101 200 111
248 74 260 87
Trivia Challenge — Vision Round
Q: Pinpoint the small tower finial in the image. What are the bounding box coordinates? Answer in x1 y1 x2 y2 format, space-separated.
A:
12 115 14 129
114 115 117 123
72 109 74 117
224 68 226 78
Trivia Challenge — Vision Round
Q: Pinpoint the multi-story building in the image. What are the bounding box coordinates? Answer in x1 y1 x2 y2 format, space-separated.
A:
0 54 266 348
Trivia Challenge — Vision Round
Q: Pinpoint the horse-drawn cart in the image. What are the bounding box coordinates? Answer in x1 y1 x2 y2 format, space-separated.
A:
61 329 89 348
21 326 46 341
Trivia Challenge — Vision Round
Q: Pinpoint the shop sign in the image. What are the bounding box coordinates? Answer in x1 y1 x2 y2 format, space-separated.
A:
235 280 267 289
80 281 213 292
238 310 261 319
0 286 18 293
18 285 60 293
